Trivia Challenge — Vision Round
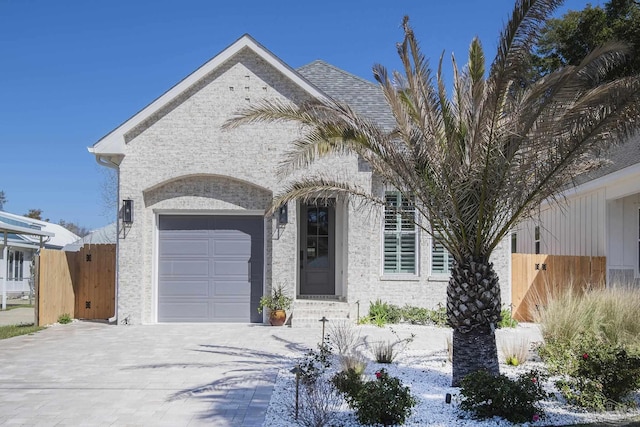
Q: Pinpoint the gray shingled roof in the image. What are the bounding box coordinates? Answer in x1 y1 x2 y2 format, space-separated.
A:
575 133 640 185
296 60 396 130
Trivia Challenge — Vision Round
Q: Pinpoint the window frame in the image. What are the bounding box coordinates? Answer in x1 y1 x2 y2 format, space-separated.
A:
8 250 24 281
381 191 419 277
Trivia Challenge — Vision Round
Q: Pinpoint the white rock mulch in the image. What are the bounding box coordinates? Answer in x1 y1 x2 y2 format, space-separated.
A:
264 337 640 426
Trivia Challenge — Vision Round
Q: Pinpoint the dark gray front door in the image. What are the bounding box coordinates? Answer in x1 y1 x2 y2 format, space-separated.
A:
158 215 263 322
300 203 335 295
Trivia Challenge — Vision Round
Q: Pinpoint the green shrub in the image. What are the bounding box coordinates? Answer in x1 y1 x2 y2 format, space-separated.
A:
498 308 518 328
459 369 549 424
298 336 333 385
332 368 416 426
427 303 448 326
537 286 640 410
401 305 430 325
555 343 640 411
57 313 72 324
366 299 401 327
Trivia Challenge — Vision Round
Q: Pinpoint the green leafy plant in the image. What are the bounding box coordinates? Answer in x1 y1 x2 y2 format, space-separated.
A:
332 368 416 426
498 308 518 328
257 283 292 313
400 306 430 325
459 369 549 424
364 299 402 327
298 336 333 385
57 313 72 324
555 343 640 411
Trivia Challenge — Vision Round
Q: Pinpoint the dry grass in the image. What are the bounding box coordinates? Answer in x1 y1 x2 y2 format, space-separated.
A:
499 337 530 366
328 320 362 356
339 351 367 375
534 283 640 351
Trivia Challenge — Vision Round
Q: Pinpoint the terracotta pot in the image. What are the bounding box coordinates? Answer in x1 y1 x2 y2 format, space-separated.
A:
269 309 287 326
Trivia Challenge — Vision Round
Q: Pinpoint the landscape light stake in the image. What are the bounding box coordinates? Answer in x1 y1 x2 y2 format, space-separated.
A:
290 365 303 419
319 316 329 342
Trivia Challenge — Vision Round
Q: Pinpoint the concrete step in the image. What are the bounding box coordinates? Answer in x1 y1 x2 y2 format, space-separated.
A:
290 299 354 328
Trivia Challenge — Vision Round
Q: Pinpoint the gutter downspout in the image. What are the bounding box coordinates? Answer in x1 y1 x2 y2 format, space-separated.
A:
95 154 120 324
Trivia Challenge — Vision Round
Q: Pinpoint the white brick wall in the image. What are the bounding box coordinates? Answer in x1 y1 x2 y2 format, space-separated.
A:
115 47 511 324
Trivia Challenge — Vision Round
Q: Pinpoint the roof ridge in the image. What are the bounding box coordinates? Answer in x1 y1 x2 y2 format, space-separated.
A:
298 60 379 88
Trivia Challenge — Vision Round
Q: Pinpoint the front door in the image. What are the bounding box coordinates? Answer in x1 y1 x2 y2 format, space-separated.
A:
300 202 335 295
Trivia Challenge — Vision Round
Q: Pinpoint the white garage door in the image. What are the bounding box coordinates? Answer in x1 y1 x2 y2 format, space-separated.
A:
158 215 264 322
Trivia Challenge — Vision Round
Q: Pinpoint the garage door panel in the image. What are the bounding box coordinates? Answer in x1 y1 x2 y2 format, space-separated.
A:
159 302 209 321
160 260 209 276
159 280 209 297
213 280 250 297
213 239 251 256
213 259 250 276
158 215 264 323
213 301 250 320
160 239 210 256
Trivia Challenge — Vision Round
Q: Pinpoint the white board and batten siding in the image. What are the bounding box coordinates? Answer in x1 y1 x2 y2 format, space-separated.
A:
515 189 607 257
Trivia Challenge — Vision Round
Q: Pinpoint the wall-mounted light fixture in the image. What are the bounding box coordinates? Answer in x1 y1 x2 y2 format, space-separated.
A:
122 199 134 224
278 204 288 224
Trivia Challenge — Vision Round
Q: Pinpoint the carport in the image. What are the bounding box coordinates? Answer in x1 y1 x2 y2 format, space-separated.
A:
0 220 53 310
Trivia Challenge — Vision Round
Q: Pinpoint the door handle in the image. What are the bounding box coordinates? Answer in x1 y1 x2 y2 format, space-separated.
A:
300 250 304 269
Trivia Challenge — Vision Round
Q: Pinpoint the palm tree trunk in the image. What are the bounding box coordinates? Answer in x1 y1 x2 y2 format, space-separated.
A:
447 258 501 386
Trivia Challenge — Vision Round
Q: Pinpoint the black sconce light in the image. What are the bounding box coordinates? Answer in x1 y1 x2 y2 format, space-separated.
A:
122 199 134 224
278 204 288 224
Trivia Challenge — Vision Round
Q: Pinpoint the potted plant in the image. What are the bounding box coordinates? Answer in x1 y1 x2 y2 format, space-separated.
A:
258 284 293 326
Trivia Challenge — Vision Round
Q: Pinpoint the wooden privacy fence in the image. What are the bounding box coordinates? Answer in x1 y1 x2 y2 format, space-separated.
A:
36 245 115 325
511 254 606 322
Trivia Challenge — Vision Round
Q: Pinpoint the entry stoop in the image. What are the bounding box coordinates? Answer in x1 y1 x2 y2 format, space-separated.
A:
290 298 353 328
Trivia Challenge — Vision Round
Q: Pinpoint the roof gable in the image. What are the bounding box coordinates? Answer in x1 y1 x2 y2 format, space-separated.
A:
89 34 327 157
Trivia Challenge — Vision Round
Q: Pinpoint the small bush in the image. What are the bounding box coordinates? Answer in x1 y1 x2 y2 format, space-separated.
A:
366 299 401 327
498 308 518 328
298 337 333 385
427 303 448 326
57 313 72 324
459 369 549 424
500 337 529 366
555 343 640 411
368 328 415 364
329 320 362 356
400 305 430 325
339 351 367 375
332 368 416 426
292 378 344 427
372 341 395 364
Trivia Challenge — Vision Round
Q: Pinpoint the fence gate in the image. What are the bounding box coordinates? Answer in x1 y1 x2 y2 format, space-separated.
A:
511 254 606 322
36 245 115 325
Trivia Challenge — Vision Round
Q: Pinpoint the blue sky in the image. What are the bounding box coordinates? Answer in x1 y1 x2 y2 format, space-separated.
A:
0 0 597 230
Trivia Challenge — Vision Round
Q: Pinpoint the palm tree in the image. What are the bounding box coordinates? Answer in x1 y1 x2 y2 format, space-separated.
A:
226 0 640 385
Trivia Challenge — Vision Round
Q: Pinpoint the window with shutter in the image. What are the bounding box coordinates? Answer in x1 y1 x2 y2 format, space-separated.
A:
431 237 453 274
383 192 417 274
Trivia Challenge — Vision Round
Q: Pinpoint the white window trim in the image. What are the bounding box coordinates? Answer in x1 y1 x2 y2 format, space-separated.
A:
380 190 420 278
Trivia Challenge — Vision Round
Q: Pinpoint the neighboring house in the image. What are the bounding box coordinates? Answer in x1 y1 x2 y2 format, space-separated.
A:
514 134 640 287
89 34 511 325
63 222 117 252
0 211 80 296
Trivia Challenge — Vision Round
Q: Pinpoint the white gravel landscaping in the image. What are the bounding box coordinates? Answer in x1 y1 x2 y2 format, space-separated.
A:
264 324 640 427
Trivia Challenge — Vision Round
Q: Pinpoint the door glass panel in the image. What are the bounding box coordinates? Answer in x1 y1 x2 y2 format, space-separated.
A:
317 208 329 236
307 209 318 235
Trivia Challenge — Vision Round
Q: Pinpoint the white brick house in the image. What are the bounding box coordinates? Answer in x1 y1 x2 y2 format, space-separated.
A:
89 35 512 325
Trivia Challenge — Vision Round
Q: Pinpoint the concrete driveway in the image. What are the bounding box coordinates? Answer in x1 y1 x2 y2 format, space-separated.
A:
0 320 540 427
0 321 333 427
